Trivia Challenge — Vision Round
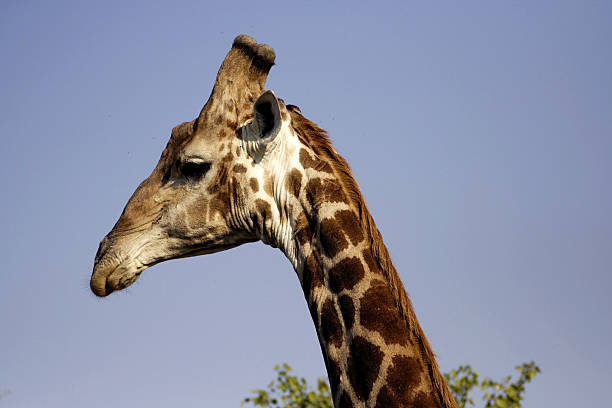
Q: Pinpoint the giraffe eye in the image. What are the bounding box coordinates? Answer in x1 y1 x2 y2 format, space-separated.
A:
180 160 211 181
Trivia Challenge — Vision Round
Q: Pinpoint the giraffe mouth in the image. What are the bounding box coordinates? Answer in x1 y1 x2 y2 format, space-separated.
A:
90 240 255 297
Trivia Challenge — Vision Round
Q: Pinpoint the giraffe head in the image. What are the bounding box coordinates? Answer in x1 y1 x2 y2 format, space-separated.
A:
91 35 289 297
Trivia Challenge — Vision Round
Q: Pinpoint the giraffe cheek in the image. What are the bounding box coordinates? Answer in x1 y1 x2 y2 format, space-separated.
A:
209 191 230 220
184 198 211 230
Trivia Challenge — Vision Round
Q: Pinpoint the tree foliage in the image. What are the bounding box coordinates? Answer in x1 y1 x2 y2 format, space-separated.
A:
242 362 540 408
242 364 332 408
444 362 540 408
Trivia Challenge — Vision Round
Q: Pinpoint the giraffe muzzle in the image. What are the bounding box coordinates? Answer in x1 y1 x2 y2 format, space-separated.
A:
91 257 143 297
90 236 149 297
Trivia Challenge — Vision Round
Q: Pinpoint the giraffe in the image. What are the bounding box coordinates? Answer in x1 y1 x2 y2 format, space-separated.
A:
90 35 457 408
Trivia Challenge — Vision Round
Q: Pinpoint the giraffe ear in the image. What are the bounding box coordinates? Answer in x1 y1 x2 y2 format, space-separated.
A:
243 90 282 162
252 90 281 140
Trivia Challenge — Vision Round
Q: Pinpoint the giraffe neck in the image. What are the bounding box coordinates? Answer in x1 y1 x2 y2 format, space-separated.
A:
250 111 455 408
290 191 446 408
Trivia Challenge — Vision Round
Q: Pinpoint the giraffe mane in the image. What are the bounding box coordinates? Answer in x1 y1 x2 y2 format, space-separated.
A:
287 105 456 408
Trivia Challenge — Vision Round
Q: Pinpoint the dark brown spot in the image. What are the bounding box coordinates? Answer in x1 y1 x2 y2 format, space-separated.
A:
235 145 241 157
308 302 318 327
218 167 229 186
254 199 272 238
233 164 247 173
321 299 343 348
207 164 230 194
338 391 352 408
362 248 379 274
299 148 333 173
249 178 259 193
319 217 349 258
222 152 234 162
294 212 311 246
335 210 364 245
301 252 324 301
226 118 237 129
325 354 342 399
209 190 229 216
305 178 347 207
300 148 315 168
375 386 395 408
328 257 365 293
347 336 383 401
360 281 409 345
218 129 228 139
285 168 302 197
338 295 355 331
255 199 271 218
263 177 274 196
413 391 443 408
215 115 223 125
218 143 225 152
375 357 440 408
387 355 423 395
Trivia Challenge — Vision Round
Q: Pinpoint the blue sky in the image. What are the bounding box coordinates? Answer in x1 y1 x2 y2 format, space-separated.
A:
1 1 611 407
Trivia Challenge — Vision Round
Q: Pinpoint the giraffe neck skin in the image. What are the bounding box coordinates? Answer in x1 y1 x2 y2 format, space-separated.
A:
239 110 451 408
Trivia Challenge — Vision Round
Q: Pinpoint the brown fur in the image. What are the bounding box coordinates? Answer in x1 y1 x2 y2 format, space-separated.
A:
254 199 272 239
380 356 443 408
319 217 350 257
347 336 384 401
305 178 347 206
302 252 325 301
285 168 303 197
263 176 274 197
288 107 457 408
328 257 365 293
300 148 333 173
233 164 247 173
335 210 364 246
361 248 380 276
360 281 410 346
325 351 343 398
249 177 259 193
338 295 355 331
338 391 353 408
321 299 343 348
